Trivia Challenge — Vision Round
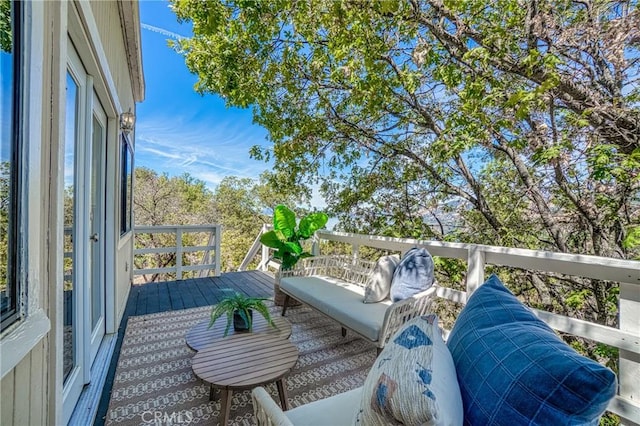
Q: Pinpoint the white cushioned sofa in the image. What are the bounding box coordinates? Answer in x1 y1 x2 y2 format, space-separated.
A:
253 275 618 426
278 254 437 353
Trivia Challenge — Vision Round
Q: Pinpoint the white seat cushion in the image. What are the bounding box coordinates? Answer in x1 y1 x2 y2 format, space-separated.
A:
285 387 363 425
280 276 391 341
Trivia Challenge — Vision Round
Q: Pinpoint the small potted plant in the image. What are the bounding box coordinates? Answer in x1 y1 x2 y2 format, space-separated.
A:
208 293 276 337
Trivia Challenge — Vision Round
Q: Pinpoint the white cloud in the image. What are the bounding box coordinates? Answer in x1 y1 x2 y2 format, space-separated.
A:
308 182 327 209
135 114 272 190
141 23 186 41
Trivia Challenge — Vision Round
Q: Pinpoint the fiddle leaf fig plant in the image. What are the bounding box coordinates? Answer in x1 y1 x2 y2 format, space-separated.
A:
260 205 328 270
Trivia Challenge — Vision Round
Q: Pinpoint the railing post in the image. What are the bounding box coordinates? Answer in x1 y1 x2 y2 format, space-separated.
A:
352 244 360 264
261 224 270 270
466 245 485 301
619 281 640 420
311 232 320 256
176 228 183 280
214 224 221 277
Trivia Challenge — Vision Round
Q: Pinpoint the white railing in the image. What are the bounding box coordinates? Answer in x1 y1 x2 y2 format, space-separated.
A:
239 224 277 272
245 226 640 423
133 225 221 281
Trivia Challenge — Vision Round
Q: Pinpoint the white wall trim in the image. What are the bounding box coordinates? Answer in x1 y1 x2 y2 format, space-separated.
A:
68 333 117 426
0 0 48 380
118 0 145 101
0 310 50 379
50 3 69 425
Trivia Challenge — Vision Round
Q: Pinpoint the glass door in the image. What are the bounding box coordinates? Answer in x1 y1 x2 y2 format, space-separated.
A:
88 92 106 366
63 42 109 424
62 47 87 423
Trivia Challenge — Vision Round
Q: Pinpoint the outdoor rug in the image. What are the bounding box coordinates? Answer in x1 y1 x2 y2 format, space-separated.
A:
105 302 376 425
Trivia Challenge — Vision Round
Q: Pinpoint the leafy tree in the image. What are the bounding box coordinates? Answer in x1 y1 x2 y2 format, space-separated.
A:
0 0 11 53
134 167 217 282
213 174 306 272
171 0 639 380
170 0 638 255
0 162 9 291
135 167 216 226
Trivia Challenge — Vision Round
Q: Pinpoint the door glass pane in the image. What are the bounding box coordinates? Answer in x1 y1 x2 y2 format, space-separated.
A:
63 71 78 382
0 0 19 328
90 114 103 329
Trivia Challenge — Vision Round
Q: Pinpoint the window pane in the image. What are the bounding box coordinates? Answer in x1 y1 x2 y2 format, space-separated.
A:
90 114 103 329
1 0 19 329
120 136 133 235
63 71 78 381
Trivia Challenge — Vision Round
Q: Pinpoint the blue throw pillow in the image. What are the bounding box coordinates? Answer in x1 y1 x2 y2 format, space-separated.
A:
390 247 435 302
447 275 617 425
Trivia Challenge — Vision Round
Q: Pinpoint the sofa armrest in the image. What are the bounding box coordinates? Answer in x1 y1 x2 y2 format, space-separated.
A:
279 255 351 280
378 285 438 348
252 387 294 426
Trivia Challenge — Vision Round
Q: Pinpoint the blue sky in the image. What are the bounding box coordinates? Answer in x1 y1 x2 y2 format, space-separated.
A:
136 1 272 189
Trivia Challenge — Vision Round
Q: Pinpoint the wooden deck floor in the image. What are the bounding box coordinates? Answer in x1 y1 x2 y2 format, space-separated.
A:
94 270 275 425
125 270 275 316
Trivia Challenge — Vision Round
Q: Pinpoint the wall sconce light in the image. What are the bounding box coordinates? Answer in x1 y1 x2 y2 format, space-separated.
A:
120 109 135 134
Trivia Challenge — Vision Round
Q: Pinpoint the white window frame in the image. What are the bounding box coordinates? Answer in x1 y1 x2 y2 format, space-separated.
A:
0 0 50 379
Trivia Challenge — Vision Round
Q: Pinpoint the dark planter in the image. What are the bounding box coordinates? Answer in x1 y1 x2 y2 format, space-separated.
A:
233 309 253 332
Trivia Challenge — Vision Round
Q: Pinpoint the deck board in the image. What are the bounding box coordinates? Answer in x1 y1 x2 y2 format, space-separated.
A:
157 281 172 312
192 278 219 306
167 278 185 310
94 270 275 425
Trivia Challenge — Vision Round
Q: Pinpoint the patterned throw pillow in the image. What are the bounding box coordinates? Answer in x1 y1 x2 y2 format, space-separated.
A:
390 247 435 302
355 315 463 425
363 255 400 303
447 275 617 425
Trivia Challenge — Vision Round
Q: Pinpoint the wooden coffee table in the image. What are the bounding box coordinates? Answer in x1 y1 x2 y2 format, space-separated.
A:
191 333 298 425
186 314 292 351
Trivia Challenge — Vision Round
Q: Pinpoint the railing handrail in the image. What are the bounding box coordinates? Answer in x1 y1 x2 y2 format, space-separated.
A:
316 230 640 285
314 229 640 423
134 224 220 232
243 225 640 423
238 224 272 271
133 224 222 280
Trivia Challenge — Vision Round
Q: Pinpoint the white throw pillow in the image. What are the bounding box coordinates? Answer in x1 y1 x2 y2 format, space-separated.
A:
354 315 463 426
390 247 435 302
363 255 400 303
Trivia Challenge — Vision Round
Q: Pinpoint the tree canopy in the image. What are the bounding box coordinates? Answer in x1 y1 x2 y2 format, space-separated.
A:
213 175 308 271
0 0 11 53
171 0 639 257
134 168 306 277
170 1 639 341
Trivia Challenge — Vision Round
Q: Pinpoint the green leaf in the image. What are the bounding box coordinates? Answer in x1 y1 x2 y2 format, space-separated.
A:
272 204 296 237
283 241 303 254
260 230 285 248
298 212 329 238
280 252 298 269
623 226 640 250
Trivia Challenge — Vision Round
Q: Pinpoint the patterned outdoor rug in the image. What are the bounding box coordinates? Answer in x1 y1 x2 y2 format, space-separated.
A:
106 302 376 425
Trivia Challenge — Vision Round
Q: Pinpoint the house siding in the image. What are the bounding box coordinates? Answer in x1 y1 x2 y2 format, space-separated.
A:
0 0 141 424
1 338 48 425
90 0 136 109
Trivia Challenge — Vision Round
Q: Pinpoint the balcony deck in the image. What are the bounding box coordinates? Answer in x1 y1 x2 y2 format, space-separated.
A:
92 227 640 424
125 270 274 316
94 270 275 426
